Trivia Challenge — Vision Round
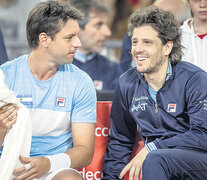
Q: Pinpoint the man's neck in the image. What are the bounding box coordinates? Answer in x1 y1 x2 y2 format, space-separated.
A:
28 51 59 81
144 73 166 91
78 47 90 55
144 59 169 91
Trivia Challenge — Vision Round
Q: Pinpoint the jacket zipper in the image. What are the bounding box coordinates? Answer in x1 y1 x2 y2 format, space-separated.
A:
145 137 148 145
155 103 158 113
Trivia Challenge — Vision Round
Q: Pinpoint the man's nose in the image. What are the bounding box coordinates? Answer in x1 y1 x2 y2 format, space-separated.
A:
200 0 207 7
132 44 145 53
102 24 112 38
73 36 82 48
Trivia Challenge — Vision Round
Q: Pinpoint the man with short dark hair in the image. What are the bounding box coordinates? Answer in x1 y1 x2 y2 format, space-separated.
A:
0 1 96 179
103 6 207 180
70 0 122 91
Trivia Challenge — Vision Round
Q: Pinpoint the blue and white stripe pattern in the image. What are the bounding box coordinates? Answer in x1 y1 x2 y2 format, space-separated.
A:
1 54 97 157
145 142 157 152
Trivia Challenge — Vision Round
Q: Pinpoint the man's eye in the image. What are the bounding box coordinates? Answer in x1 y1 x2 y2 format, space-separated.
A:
144 41 152 45
94 23 103 30
65 36 73 41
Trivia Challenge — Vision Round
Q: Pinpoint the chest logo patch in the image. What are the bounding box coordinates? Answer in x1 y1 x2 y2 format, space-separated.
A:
167 104 176 113
56 97 66 107
131 102 147 112
17 94 33 106
94 80 103 91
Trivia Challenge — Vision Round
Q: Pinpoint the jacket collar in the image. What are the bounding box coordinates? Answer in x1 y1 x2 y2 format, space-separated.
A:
74 50 96 63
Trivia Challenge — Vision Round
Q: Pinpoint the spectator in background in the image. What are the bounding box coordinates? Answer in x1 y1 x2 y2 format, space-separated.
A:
103 6 207 180
100 0 116 32
106 0 132 40
70 0 122 91
0 27 8 64
153 0 190 23
120 0 191 72
0 0 42 60
181 0 207 72
0 1 96 179
120 31 134 72
103 0 154 63
106 0 132 62
129 0 154 12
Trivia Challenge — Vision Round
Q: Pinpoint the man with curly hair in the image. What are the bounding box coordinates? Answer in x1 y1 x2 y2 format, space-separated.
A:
103 6 207 180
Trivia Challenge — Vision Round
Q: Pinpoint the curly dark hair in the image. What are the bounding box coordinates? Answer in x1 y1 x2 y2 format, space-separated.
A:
128 5 183 64
26 0 83 49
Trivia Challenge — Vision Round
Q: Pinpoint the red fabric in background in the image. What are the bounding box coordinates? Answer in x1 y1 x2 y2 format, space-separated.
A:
78 101 144 180
198 34 207 39
129 0 140 5
79 101 112 180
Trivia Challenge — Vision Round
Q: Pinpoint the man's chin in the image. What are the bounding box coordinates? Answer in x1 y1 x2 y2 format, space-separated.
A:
93 47 102 53
61 58 73 65
82 46 102 54
136 67 148 73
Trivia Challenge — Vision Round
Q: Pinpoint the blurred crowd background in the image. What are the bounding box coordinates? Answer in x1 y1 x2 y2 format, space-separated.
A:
0 0 191 62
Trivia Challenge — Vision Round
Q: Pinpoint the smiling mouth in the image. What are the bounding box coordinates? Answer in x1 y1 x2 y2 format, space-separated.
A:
135 56 147 61
199 11 207 15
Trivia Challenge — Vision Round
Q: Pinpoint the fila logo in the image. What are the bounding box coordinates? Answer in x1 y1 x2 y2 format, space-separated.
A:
56 97 66 107
94 80 103 91
167 104 176 112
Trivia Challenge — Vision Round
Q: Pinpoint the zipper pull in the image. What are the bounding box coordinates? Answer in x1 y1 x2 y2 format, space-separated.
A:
155 103 158 113
145 137 148 145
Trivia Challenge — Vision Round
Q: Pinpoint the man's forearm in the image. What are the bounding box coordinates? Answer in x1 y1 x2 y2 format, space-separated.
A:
66 145 94 169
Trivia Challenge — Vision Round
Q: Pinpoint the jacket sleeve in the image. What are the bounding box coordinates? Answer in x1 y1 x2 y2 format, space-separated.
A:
154 71 207 152
102 81 137 179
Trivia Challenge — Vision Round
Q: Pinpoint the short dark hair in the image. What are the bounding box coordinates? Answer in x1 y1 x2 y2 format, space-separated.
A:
26 0 83 49
128 5 183 64
70 0 109 29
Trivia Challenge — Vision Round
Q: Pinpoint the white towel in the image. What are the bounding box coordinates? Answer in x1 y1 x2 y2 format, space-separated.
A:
0 69 32 180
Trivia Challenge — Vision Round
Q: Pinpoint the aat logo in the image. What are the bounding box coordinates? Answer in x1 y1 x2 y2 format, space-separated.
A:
131 101 147 112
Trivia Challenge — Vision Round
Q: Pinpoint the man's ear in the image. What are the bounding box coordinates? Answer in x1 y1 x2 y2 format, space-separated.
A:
39 32 51 48
164 41 173 56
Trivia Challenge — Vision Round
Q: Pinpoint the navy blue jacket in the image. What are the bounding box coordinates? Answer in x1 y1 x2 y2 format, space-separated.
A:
0 28 8 65
73 53 122 91
120 32 132 72
103 61 207 179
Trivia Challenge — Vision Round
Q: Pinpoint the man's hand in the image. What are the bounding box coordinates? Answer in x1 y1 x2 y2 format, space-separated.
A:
0 103 18 132
13 155 51 180
119 147 149 180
